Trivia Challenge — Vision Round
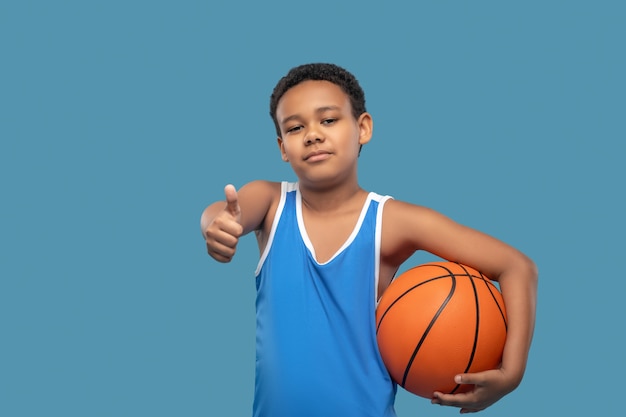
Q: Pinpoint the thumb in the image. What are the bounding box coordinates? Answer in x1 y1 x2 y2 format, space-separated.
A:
455 373 482 386
224 184 241 219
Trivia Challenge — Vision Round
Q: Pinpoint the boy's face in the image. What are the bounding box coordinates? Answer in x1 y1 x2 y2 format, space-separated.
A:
276 80 372 188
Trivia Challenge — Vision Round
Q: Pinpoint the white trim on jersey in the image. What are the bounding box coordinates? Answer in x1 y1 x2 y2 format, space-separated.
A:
297 188 375 266
374 194 392 304
254 181 295 276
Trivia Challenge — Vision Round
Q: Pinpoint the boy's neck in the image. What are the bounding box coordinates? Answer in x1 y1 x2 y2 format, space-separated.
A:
299 182 367 213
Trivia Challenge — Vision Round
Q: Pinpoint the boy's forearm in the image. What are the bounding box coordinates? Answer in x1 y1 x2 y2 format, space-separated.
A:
498 258 538 386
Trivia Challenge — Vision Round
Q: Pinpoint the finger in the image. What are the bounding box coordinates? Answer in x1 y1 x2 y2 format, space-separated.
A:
206 237 238 262
432 393 483 414
432 390 474 405
208 227 241 247
209 215 243 239
432 383 490 413
207 246 234 263
224 184 240 218
455 373 480 386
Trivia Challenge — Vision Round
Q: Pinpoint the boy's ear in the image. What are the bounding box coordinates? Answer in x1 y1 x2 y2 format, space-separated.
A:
277 137 289 162
358 112 373 145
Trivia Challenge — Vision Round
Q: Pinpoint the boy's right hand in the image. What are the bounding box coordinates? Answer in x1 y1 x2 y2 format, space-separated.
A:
204 184 243 263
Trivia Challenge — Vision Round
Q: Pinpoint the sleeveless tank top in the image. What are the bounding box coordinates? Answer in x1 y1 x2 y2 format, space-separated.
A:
253 182 397 417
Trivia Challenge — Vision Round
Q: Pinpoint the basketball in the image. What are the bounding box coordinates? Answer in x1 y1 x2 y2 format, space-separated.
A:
376 262 507 399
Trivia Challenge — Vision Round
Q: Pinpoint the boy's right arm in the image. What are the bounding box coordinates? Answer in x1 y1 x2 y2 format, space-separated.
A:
201 181 277 263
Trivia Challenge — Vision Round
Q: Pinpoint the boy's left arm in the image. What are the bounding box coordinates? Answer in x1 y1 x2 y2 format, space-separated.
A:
383 200 538 413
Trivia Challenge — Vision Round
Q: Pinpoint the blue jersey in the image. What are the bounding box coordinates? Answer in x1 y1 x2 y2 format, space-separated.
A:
253 182 397 417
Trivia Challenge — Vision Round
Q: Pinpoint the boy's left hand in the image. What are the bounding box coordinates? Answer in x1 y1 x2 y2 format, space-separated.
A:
430 369 517 414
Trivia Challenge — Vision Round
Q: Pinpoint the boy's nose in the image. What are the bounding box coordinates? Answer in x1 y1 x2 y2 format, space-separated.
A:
304 130 324 145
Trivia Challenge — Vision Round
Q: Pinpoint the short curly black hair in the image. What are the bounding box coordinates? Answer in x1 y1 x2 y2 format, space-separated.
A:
269 63 367 137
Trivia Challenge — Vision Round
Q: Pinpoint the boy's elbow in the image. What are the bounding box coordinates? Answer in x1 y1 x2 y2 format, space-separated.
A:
526 255 538 278
501 251 538 286
518 253 539 286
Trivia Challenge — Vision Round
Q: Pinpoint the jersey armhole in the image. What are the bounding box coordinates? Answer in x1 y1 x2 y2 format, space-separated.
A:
254 181 293 276
374 195 393 304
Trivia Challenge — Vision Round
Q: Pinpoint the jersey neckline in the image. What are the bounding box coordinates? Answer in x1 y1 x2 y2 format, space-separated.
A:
295 184 375 265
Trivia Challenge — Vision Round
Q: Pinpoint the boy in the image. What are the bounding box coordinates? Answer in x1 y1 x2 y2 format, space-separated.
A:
201 63 538 416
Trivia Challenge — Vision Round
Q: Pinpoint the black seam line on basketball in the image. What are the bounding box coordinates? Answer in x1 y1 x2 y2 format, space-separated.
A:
479 272 508 331
449 264 481 395
401 267 458 388
376 263 470 333
375 273 457 334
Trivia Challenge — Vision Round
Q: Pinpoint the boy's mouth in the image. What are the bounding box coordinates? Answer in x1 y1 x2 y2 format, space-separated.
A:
304 150 331 161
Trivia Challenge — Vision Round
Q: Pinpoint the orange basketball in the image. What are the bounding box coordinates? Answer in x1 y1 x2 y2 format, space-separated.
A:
376 262 507 399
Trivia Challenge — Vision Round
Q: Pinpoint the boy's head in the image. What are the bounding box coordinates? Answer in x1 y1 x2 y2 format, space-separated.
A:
270 63 367 137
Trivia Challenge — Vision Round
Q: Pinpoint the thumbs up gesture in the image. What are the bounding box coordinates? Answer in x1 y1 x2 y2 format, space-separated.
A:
223 184 241 221
204 184 244 263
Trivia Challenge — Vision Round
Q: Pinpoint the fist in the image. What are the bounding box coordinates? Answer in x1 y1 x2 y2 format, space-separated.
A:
204 184 243 262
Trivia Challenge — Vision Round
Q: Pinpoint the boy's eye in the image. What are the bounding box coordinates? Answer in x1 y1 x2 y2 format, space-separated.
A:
286 125 302 134
322 118 337 125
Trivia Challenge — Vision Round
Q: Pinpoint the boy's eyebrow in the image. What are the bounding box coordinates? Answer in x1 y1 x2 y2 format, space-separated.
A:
280 106 342 125
315 105 341 113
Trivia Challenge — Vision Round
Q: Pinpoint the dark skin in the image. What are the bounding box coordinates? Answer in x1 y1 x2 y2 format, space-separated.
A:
202 80 538 413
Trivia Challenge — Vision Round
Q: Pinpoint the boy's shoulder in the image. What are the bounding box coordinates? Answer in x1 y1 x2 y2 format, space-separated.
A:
238 180 284 210
380 198 444 245
383 197 432 217
235 180 284 235
240 179 283 195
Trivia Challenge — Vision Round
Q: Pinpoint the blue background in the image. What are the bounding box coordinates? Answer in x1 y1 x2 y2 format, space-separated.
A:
2 1 624 416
